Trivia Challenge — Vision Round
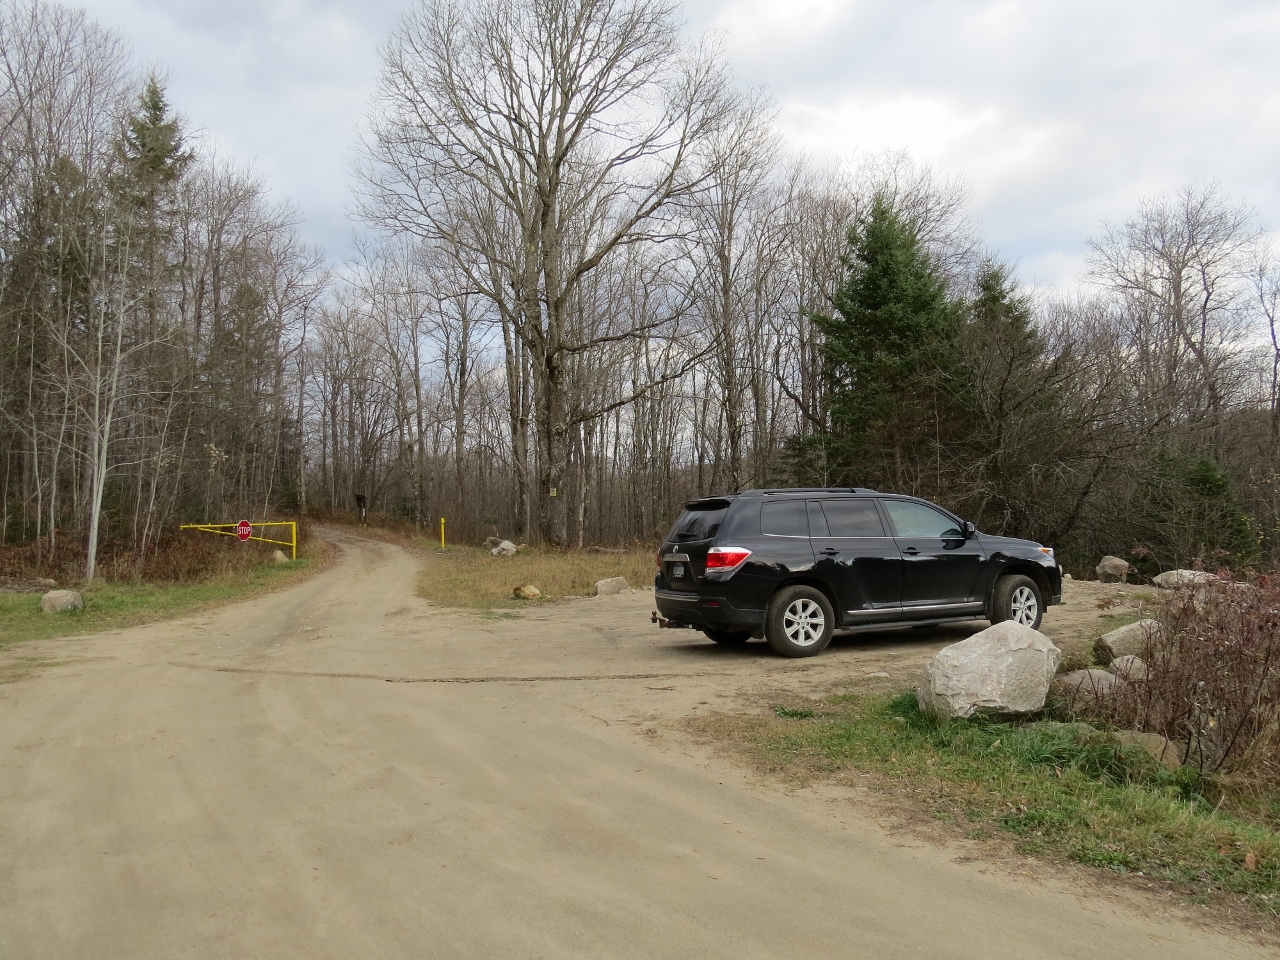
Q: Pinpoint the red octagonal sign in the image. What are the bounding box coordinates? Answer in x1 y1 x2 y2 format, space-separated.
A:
236 520 252 542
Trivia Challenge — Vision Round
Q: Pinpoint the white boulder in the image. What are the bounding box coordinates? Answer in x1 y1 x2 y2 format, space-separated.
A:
271 549 289 564
1113 730 1183 772
1152 569 1218 590
40 589 84 613
1096 556 1129 583
1093 619 1164 664
491 540 518 557
1110 655 1149 682
1052 668 1119 706
917 621 1062 720
594 576 629 596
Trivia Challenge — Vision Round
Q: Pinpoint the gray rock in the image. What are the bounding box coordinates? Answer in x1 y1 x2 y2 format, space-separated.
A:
1152 569 1218 590
271 549 289 564
916 621 1061 720
1110 655 1149 682
1093 619 1164 665
594 576 629 596
1113 730 1183 772
1052 668 1118 706
491 540 518 557
40 589 84 613
483 536 502 549
1096 556 1129 583
513 583 541 600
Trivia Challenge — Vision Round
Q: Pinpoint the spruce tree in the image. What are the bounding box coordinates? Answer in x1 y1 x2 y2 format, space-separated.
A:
801 197 957 486
114 76 193 338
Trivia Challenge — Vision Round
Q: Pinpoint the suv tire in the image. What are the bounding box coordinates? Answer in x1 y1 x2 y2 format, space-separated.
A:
703 628 750 645
991 574 1043 630
765 585 834 657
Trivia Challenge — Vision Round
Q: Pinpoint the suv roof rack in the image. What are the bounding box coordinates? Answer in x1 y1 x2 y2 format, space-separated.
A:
757 487 878 495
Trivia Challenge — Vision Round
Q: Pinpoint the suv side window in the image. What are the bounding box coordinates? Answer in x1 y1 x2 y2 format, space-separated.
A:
760 500 809 538
818 500 886 537
883 500 962 539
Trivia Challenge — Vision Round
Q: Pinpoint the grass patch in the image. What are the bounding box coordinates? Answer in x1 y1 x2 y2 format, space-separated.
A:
774 704 816 719
415 544 655 608
1095 612 1141 632
692 691 1280 915
0 553 321 648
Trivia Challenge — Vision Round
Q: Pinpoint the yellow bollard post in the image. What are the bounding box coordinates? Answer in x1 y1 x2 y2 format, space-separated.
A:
291 521 297 560
440 517 446 549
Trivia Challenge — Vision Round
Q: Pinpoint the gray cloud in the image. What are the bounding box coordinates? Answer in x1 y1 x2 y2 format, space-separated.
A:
76 0 1280 286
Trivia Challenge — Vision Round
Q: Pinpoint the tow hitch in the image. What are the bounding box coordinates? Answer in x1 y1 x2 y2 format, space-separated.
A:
651 610 691 629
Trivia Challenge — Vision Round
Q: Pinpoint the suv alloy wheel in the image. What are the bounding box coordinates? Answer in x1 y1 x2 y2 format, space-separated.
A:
765 585 834 657
991 574 1043 630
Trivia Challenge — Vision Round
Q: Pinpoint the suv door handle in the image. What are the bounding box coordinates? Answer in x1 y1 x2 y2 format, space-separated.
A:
819 547 839 555
902 547 920 556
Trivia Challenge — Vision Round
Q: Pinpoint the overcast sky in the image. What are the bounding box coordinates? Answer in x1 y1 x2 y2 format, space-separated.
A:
72 0 1280 288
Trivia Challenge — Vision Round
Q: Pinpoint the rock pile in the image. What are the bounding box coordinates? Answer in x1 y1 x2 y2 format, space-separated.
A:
1054 647 1155 711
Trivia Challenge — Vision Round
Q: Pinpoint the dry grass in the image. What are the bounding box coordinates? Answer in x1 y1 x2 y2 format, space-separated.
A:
416 544 655 608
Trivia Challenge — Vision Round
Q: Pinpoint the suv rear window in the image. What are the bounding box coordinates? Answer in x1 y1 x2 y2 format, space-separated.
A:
668 505 728 542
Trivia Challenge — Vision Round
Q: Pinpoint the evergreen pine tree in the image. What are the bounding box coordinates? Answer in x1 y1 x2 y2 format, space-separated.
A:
114 76 193 337
799 197 958 487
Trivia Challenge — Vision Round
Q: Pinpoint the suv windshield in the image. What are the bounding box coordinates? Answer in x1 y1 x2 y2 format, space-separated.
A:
668 505 728 542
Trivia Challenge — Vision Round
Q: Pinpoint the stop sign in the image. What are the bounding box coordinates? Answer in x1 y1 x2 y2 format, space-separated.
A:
236 520 252 542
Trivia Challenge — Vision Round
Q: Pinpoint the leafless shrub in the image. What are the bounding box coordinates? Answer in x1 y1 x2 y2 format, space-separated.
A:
1086 577 1280 781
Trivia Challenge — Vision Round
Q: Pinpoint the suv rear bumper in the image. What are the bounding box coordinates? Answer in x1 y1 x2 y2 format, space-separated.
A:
654 586 764 631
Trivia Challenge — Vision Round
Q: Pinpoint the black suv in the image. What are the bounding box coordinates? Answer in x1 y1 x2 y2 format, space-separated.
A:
653 488 1062 657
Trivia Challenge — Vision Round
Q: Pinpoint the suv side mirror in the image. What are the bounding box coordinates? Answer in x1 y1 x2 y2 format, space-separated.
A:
963 521 976 539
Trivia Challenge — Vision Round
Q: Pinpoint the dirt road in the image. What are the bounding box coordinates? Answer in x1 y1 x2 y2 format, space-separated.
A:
0 530 1267 958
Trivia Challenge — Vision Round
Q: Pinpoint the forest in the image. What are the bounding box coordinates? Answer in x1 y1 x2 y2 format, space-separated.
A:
2 0 1279 579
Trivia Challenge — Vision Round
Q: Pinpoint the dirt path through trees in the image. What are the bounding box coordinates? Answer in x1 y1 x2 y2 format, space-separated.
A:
0 530 1264 959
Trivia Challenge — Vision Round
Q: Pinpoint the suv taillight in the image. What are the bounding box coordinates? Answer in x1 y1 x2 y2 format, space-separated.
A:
705 546 752 573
